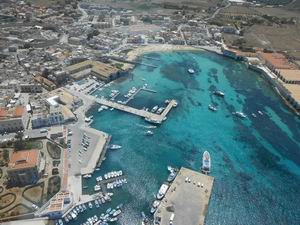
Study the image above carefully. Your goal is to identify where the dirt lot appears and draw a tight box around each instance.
[243,24,300,51]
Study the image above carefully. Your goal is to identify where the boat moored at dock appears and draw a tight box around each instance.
[201,151,211,174]
[156,184,169,200]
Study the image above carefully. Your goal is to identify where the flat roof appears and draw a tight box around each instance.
[65,60,119,78]
[277,69,300,81]
[0,106,25,120]
[9,149,39,170]
[154,167,214,225]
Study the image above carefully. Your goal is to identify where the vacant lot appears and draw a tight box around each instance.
[244,24,300,51]
[23,183,44,205]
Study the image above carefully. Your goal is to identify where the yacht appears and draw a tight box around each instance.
[201,151,211,174]
[213,90,225,97]
[188,68,195,74]
[156,184,169,200]
[233,111,247,118]
[208,104,217,112]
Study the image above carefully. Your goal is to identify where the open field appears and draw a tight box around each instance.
[91,0,222,13]
[255,6,300,18]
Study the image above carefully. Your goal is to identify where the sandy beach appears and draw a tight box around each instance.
[126,44,203,61]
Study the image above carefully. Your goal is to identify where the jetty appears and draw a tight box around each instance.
[154,167,214,225]
[108,56,158,68]
[95,97,177,123]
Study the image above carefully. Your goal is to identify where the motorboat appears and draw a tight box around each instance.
[98,107,103,112]
[150,200,161,214]
[151,105,159,113]
[201,151,211,174]
[83,174,92,178]
[141,211,150,225]
[213,90,225,97]
[233,111,247,118]
[109,144,122,150]
[156,184,169,200]
[208,104,217,112]
[156,107,165,114]
[94,185,101,191]
[258,110,264,115]
[167,171,177,182]
[173,101,178,107]
[145,117,161,125]
[251,113,257,118]
[88,202,93,209]
[188,68,195,74]
[112,209,122,217]
[145,130,154,136]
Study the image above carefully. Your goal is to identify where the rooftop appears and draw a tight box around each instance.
[0,106,25,120]
[154,167,214,225]
[9,149,40,170]
[65,60,119,79]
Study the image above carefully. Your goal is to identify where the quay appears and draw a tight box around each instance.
[108,56,158,68]
[95,97,177,123]
[154,167,214,225]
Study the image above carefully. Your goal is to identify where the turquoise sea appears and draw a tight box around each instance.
[71,51,300,225]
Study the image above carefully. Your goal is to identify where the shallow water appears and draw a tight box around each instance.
[70,51,300,225]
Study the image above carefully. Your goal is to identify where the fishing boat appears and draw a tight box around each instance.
[233,111,247,118]
[208,104,217,112]
[201,151,211,174]
[213,90,225,97]
[188,68,195,74]
[156,184,169,200]
[108,144,122,150]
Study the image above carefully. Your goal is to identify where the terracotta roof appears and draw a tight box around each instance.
[9,149,39,170]
[0,106,24,120]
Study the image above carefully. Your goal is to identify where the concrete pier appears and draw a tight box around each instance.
[154,167,214,225]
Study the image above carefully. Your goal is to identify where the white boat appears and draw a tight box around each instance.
[109,144,122,150]
[98,107,103,112]
[251,113,257,118]
[112,209,122,217]
[233,111,247,118]
[201,151,211,174]
[151,106,159,113]
[258,110,264,115]
[157,107,165,114]
[188,68,195,74]
[208,104,217,112]
[88,202,93,209]
[150,200,161,214]
[156,184,169,200]
[83,174,92,178]
[145,117,161,125]
[145,130,154,136]
[213,90,225,97]
[167,171,177,182]
[94,185,101,191]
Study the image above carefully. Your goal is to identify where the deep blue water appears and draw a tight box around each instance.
[71,51,300,225]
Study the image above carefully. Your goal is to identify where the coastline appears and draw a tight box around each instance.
[126,44,203,62]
